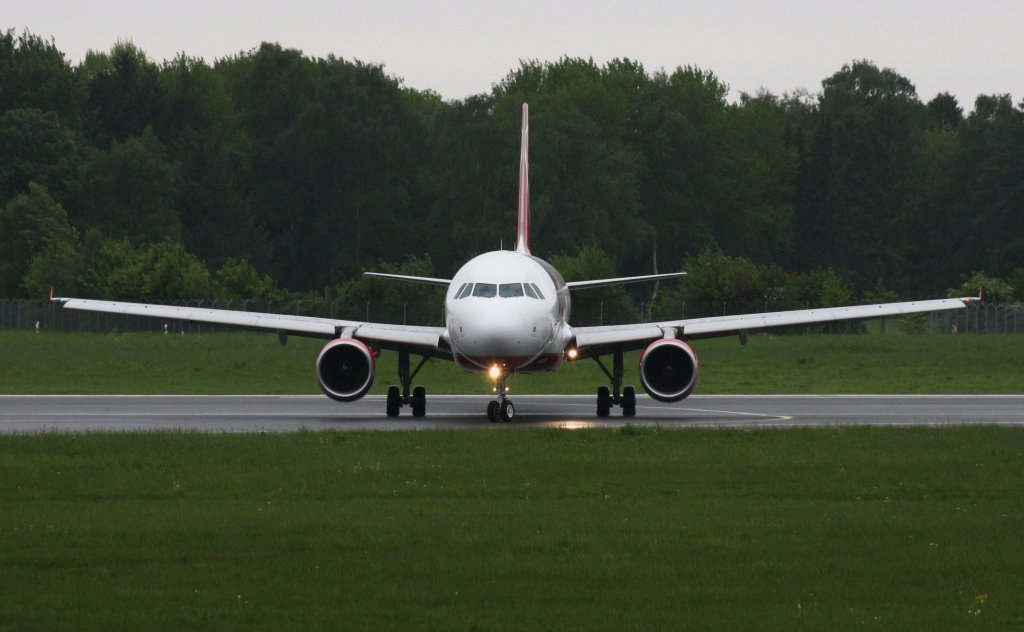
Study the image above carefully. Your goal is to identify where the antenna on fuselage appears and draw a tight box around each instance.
[514,103,531,255]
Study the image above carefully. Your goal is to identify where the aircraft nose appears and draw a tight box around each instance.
[461,308,533,357]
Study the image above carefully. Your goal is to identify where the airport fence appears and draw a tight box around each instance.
[1,298,1020,335]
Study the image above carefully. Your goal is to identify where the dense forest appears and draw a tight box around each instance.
[2,29,1022,318]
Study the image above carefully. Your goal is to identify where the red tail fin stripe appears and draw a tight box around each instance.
[515,103,530,255]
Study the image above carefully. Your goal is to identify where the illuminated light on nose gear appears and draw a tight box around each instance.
[566,347,579,361]
[489,364,503,380]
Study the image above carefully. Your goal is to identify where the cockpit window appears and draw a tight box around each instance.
[472,283,497,298]
[499,283,524,298]
[460,282,540,299]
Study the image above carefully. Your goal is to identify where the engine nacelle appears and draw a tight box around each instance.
[315,338,375,402]
[639,338,699,402]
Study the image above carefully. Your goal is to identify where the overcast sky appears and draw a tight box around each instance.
[8,0,1021,108]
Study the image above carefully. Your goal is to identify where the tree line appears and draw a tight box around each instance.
[2,29,1022,313]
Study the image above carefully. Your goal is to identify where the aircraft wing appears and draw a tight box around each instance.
[53,298,448,352]
[571,296,978,355]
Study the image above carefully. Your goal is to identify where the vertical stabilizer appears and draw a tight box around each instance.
[515,103,531,255]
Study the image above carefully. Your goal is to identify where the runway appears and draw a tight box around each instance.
[2,394,1023,433]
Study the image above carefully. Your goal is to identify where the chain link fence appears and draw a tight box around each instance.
[1,298,1020,334]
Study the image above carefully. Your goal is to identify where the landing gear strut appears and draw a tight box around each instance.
[386,348,430,417]
[592,346,636,417]
[487,377,515,422]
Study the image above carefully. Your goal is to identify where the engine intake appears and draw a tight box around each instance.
[316,338,375,401]
[639,338,699,402]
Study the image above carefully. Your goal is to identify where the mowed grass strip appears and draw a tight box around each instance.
[1,428,1021,630]
[2,330,1022,395]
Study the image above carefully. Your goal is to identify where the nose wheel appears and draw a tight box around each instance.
[487,378,515,422]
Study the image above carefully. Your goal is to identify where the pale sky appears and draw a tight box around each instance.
[7,0,1022,109]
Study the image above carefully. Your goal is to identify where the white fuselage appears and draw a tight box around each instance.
[444,251,572,374]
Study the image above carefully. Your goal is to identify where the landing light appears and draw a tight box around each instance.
[566,347,579,361]
[488,364,503,380]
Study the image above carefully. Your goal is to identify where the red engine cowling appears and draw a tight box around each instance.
[639,338,699,402]
[315,338,375,402]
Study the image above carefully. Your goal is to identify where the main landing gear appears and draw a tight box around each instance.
[386,348,429,417]
[487,378,515,423]
[592,346,636,417]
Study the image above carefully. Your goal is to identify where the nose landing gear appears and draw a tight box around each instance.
[487,378,515,422]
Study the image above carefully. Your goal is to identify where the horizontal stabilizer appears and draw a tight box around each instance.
[363,272,452,287]
[566,271,687,290]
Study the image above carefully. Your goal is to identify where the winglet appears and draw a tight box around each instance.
[961,287,984,304]
[515,103,531,255]
[49,287,71,304]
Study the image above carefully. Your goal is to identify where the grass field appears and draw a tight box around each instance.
[1,428,1021,630]
[3,331,1022,629]
[2,330,1022,395]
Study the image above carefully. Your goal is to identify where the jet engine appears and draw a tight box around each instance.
[639,338,699,402]
[315,338,375,401]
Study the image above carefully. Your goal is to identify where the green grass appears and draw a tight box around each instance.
[2,330,1022,395]
[1,428,1021,630]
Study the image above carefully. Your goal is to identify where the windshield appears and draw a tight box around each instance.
[499,283,524,298]
[458,281,543,299]
[471,283,497,298]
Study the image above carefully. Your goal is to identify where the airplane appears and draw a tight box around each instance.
[53,104,980,422]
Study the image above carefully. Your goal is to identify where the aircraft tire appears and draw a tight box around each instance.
[622,386,636,417]
[412,385,426,417]
[487,400,499,422]
[386,386,401,417]
[597,386,611,417]
[501,399,515,422]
